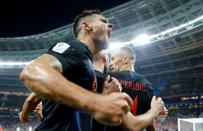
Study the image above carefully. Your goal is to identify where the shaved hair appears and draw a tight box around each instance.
[73,9,102,38]
[114,46,136,64]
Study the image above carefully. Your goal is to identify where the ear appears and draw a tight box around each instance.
[81,22,91,32]
[123,57,128,64]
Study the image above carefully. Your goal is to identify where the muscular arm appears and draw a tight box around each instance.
[20,54,104,112]
[121,110,156,131]
[121,96,164,131]
[19,92,41,122]
[20,54,132,125]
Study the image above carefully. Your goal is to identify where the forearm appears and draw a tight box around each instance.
[21,93,41,121]
[146,120,156,131]
[20,62,99,113]
[122,109,157,131]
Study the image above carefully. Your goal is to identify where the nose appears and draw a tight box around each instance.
[108,23,113,30]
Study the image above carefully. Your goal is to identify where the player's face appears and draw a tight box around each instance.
[90,14,113,50]
[109,52,124,72]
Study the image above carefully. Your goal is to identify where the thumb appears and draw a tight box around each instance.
[104,75,111,83]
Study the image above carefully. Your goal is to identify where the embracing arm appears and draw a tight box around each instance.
[19,92,41,122]
[20,54,132,125]
[121,111,155,131]
[20,54,95,110]
[121,96,165,131]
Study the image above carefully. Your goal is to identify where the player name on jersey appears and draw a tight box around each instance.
[119,80,146,92]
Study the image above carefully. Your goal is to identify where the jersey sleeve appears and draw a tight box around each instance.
[46,42,80,75]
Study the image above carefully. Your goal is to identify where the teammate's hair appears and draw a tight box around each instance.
[73,9,102,38]
[118,46,136,64]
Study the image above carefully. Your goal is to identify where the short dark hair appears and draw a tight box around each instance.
[73,9,102,38]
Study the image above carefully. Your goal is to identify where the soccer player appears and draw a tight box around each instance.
[19,9,132,130]
[93,51,167,131]
[108,46,156,130]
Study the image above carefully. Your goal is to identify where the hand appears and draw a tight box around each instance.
[19,112,29,123]
[102,75,122,95]
[91,92,133,126]
[34,102,43,120]
[150,96,165,118]
[158,106,168,117]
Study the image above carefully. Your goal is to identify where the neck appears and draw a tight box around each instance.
[120,64,135,72]
[93,63,104,73]
[77,35,100,56]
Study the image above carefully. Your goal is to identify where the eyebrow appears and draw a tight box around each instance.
[100,17,108,22]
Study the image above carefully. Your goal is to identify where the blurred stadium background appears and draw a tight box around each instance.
[0,0,203,130]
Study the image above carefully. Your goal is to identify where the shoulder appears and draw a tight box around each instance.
[47,40,88,60]
[48,40,81,54]
[109,71,131,79]
[49,42,71,54]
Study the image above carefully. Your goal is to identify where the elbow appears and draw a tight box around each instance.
[19,63,39,92]
[20,69,26,82]
[20,62,39,83]
[19,62,55,99]
[19,64,35,92]
[20,64,32,82]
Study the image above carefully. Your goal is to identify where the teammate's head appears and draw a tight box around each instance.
[73,9,113,50]
[93,51,109,75]
[110,46,136,72]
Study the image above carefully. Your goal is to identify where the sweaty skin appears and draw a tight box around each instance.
[20,54,133,126]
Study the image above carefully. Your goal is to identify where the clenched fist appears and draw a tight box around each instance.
[90,92,133,125]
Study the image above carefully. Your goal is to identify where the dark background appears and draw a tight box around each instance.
[0,0,130,37]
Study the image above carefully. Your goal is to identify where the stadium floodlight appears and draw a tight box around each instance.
[17,127,20,131]
[107,15,203,49]
[108,41,129,51]
[29,126,33,131]
[151,15,203,39]
[0,61,30,68]
[131,34,151,46]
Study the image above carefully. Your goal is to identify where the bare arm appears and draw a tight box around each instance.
[145,106,168,131]
[146,120,156,131]
[20,54,132,125]
[121,96,165,131]
[19,92,41,122]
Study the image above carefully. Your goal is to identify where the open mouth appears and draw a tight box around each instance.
[107,29,112,38]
